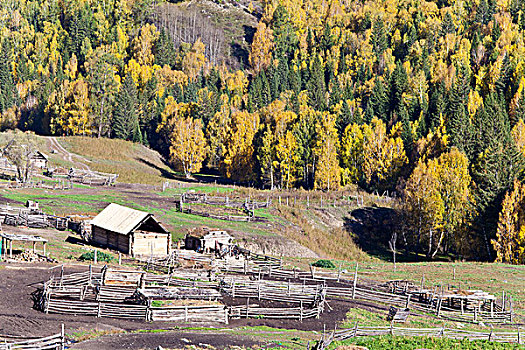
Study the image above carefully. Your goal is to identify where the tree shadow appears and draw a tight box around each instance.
[231,42,249,68]
[344,207,452,263]
[344,206,401,261]
[243,25,256,44]
[137,158,178,180]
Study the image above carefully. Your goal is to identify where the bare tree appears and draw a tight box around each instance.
[153,4,225,66]
[2,134,37,184]
[388,231,398,271]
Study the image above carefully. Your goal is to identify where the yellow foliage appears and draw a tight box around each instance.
[221,110,260,181]
[404,148,472,258]
[512,119,525,156]
[342,117,408,190]
[158,96,206,177]
[132,23,159,66]
[249,22,274,74]
[493,179,525,264]
[314,111,340,190]
[182,38,207,82]
[467,90,483,118]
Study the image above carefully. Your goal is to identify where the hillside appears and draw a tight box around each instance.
[0,131,176,185]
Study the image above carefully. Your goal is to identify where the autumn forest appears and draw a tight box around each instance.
[0,0,525,263]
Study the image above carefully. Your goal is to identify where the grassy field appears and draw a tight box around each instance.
[329,336,525,350]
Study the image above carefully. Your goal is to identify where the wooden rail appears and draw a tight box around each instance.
[317,324,524,349]
[0,332,64,350]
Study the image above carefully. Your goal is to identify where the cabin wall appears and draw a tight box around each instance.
[91,226,130,254]
[202,237,232,251]
[30,159,47,169]
[131,231,170,257]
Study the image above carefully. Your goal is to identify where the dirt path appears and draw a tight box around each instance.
[69,331,265,350]
[49,137,91,171]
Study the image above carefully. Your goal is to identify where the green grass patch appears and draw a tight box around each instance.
[328,335,525,350]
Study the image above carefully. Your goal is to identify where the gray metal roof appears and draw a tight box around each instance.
[90,203,156,235]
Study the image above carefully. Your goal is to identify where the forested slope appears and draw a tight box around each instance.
[0,0,524,262]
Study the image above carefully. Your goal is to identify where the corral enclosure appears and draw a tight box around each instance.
[90,203,171,257]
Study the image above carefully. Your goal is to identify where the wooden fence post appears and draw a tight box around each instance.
[352,263,358,299]
[61,324,65,350]
[300,300,303,322]
[94,249,97,265]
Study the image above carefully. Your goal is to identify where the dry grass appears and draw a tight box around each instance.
[59,136,175,184]
[276,206,371,261]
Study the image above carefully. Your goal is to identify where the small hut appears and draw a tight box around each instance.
[185,227,233,253]
[29,151,48,169]
[90,203,170,257]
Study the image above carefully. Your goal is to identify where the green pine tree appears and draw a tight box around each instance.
[371,17,388,56]
[113,74,138,140]
[154,28,176,68]
[307,54,326,110]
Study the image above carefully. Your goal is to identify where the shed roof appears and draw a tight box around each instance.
[29,150,48,160]
[91,203,167,235]
[186,226,231,239]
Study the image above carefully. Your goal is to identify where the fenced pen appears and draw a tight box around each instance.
[66,168,118,186]
[37,265,326,324]
[0,204,89,233]
[140,248,515,326]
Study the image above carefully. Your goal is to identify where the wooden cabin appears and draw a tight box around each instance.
[185,227,233,253]
[90,203,170,257]
[29,151,48,169]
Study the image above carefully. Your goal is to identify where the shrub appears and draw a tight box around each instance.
[312,259,336,269]
[79,251,114,262]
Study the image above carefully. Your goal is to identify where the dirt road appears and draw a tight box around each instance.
[49,137,91,171]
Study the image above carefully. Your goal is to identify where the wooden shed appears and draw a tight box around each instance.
[29,151,48,169]
[185,227,233,253]
[90,203,170,257]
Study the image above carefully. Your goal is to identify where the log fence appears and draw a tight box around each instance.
[0,331,65,350]
[229,303,322,320]
[316,324,524,349]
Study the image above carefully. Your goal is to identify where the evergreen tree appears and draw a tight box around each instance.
[368,78,389,122]
[271,5,299,60]
[428,82,446,130]
[307,54,326,110]
[495,54,512,98]
[154,28,176,68]
[371,17,388,56]
[447,67,472,156]
[471,95,524,259]
[476,0,492,25]
[112,74,138,140]
[390,61,408,115]
[0,39,17,113]
[289,62,301,94]
[66,4,94,63]
[294,112,317,189]
[440,12,455,36]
